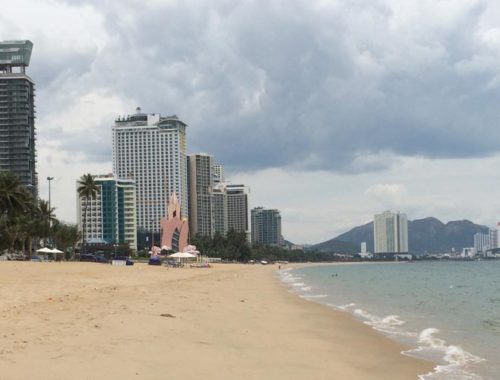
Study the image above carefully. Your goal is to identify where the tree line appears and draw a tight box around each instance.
[0,171,83,259]
[190,230,339,262]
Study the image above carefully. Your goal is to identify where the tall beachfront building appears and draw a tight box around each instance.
[188,153,214,237]
[373,211,408,254]
[212,163,224,184]
[251,207,283,246]
[112,108,188,239]
[210,182,249,238]
[489,225,499,250]
[474,232,490,254]
[0,40,37,195]
[226,184,249,237]
[212,183,228,235]
[76,175,137,252]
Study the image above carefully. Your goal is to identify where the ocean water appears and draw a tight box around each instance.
[279,261,500,380]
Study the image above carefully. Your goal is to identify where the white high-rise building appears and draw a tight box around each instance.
[212,183,229,236]
[373,211,408,254]
[226,184,249,238]
[361,242,367,254]
[208,182,249,238]
[474,232,490,254]
[489,226,499,250]
[213,164,224,184]
[188,153,214,237]
[112,108,188,236]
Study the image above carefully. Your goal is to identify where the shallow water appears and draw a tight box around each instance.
[280,261,500,380]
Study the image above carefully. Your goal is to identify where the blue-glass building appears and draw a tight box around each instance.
[77,175,137,252]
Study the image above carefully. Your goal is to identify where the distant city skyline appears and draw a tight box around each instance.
[4,1,500,244]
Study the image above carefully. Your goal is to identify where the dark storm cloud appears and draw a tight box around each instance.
[46,0,500,170]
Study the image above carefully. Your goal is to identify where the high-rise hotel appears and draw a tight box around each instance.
[251,207,282,246]
[188,153,214,237]
[77,174,137,252]
[112,108,188,239]
[0,40,37,195]
[373,211,408,254]
[187,155,250,239]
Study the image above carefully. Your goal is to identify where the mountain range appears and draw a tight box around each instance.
[312,217,489,256]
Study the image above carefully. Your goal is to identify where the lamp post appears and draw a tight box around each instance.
[47,177,54,210]
[47,177,54,247]
[150,220,154,249]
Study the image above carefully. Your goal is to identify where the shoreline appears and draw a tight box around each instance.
[0,262,433,379]
[273,264,436,379]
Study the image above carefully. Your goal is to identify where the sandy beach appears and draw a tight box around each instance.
[0,262,433,379]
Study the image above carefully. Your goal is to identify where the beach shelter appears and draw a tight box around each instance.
[49,248,64,260]
[167,251,196,265]
[36,247,53,260]
[167,251,196,259]
[36,247,53,254]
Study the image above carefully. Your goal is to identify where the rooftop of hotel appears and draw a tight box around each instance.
[115,107,186,127]
[0,40,33,69]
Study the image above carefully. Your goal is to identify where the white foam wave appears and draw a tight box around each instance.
[280,275,303,284]
[381,315,405,326]
[302,294,328,299]
[346,309,417,341]
[336,303,356,310]
[278,268,484,380]
[406,328,485,380]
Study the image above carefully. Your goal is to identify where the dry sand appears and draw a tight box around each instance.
[0,262,433,379]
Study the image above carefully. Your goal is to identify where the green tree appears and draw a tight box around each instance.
[53,222,82,260]
[0,172,31,215]
[36,199,56,247]
[77,174,100,255]
[0,172,34,254]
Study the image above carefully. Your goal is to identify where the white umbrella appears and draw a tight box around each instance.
[167,251,196,258]
[36,247,53,253]
[50,248,63,254]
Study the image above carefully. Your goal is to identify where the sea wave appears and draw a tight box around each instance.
[405,328,485,380]
[281,266,488,380]
[301,294,328,299]
[336,303,356,310]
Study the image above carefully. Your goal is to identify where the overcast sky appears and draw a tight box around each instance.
[2,0,500,244]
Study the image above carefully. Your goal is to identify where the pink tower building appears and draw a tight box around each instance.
[160,192,189,252]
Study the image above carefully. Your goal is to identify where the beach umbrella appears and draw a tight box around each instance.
[36,247,53,253]
[167,251,196,258]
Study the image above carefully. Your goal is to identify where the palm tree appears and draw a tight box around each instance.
[77,174,100,255]
[37,199,56,247]
[53,222,82,260]
[0,171,31,215]
[0,172,33,255]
